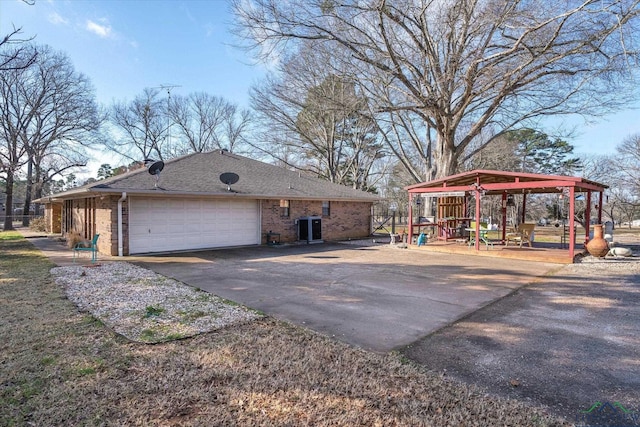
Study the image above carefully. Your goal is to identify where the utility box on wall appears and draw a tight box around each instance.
[298,216,322,243]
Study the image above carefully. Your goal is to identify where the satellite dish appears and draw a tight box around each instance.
[220,172,239,191]
[147,161,164,176]
[146,160,164,188]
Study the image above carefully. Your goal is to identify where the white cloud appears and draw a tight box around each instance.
[48,12,69,25]
[85,19,113,38]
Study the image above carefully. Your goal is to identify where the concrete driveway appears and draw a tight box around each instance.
[401,259,640,418]
[133,242,560,352]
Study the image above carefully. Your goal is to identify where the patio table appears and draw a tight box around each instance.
[466,227,493,249]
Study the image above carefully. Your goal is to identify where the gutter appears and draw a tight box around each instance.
[117,192,127,257]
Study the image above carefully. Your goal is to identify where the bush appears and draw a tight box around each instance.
[29,217,47,233]
[66,232,84,249]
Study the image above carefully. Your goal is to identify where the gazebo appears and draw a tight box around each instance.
[405,170,609,261]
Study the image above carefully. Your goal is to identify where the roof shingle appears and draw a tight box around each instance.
[43,151,380,202]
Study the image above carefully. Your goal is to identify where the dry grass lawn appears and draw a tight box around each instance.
[0,231,569,426]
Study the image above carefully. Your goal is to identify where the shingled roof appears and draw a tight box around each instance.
[40,151,380,202]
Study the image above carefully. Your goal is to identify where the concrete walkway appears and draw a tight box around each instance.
[16,228,116,266]
[19,228,561,352]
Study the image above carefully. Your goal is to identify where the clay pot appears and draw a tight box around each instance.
[586,224,609,257]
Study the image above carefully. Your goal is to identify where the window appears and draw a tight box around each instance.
[280,200,290,217]
[322,201,330,216]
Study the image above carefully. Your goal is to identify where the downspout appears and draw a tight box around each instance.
[118,192,127,257]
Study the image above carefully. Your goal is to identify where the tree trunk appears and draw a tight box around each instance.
[432,133,459,179]
[22,158,33,226]
[3,172,15,231]
[33,166,43,217]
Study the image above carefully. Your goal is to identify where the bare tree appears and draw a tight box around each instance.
[251,43,385,189]
[0,27,37,72]
[616,133,640,192]
[0,59,29,228]
[167,92,234,155]
[0,44,99,228]
[107,88,168,162]
[224,104,253,154]
[233,0,640,180]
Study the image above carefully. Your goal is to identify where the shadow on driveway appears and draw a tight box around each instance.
[401,261,640,420]
[132,242,560,353]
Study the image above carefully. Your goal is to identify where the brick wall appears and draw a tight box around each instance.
[57,196,371,254]
[96,195,120,256]
[60,196,122,256]
[261,199,372,243]
[43,203,62,234]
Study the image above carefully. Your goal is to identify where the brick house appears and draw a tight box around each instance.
[36,150,379,256]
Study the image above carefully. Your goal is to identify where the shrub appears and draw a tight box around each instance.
[29,217,47,232]
[66,232,84,249]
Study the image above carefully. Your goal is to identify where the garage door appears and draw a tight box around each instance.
[129,197,260,254]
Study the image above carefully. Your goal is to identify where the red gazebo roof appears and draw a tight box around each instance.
[405,169,607,195]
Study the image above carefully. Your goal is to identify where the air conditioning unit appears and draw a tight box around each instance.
[298,216,322,243]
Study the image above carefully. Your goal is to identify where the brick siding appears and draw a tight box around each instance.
[260,199,372,243]
[55,196,122,256]
[53,196,372,255]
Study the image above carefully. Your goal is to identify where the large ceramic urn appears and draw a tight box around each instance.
[586,224,609,257]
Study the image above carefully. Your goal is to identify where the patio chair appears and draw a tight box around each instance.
[73,234,100,263]
[505,223,535,248]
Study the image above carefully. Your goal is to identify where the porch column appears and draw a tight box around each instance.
[569,186,576,260]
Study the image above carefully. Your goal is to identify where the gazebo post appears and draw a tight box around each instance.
[569,186,576,260]
[408,193,414,245]
[521,193,527,224]
[501,192,507,243]
[474,189,481,250]
[598,191,603,223]
[585,192,592,243]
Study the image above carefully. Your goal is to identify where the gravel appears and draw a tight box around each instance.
[50,262,263,343]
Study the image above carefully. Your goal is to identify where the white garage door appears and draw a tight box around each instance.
[129,197,260,254]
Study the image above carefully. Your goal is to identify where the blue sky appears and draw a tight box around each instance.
[1,0,639,175]
[1,0,262,106]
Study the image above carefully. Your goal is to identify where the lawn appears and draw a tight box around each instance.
[0,231,568,426]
